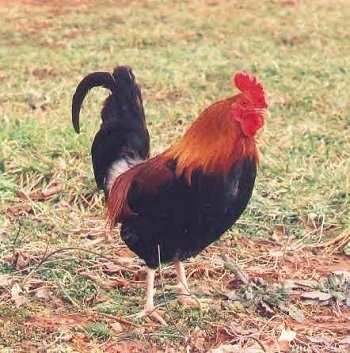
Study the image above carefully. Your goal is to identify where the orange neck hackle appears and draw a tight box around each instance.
[164,96,259,181]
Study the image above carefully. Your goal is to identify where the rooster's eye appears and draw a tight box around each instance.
[241,99,248,107]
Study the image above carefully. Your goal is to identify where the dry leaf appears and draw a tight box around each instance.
[207,344,239,353]
[23,279,44,291]
[103,262,123,275]
[117,256,136,266]
[36,287,53,300]
[110,322,124,333]
[41,184,64,198]
[12,250,31,270]
[15,190,31,201]
[268,249,283,257]
[105,279,129,288]
[339,336,350,345]
[346,293,350,307]
[222,290,239,301]
[16,183,64,202]
[270,225,286,243]
[301,291,332,301]
[80,270,103,285]
[259,300,275,316]
[85,289,109,305]
[0,275,14,288]
[7,203,33,215]
[308,336,333,344]
[0,228,9,241]
[295,279,319,289]
[51,295,65,308]
[287,304,305,322]
[83,237,105,248]
[207,344,263,353]
[59,334,73,343]
[283,279,319,294]
[11,283,26,307]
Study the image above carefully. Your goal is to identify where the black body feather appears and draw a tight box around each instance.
[121,157,256,268]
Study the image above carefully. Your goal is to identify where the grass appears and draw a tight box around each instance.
[0,0,349,352]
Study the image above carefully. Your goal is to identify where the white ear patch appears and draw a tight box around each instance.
[106,157,143,192]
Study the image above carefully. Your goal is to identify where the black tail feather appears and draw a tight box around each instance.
[72,72,116,133]
[71,66,150,194]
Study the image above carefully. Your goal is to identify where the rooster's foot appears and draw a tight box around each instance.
[135,307,167,326]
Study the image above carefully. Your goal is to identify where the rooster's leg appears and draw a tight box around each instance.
[173,260,198,307]
[135,267,167,326]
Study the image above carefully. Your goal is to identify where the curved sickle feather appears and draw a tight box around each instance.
[71,72,116,133]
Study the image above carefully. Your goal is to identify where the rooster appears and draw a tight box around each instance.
[72,66,268,325]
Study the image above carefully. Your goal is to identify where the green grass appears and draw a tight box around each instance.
[0,0,349,352]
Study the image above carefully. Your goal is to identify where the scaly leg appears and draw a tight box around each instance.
[135,267,167,326]
[174,260,198,307]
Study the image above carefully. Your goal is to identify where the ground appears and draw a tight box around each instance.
[0,0,349,352]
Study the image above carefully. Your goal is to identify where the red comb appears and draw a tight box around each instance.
[233,72,268,109]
